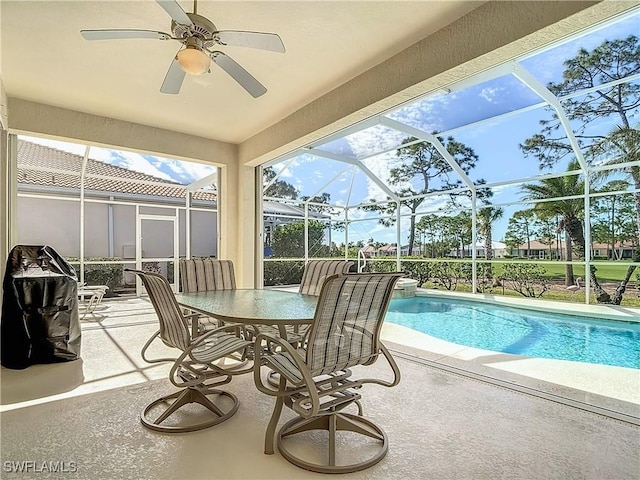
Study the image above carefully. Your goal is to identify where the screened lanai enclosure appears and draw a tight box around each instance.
[261,9,640,307]
[16,138,219,296]
[12,9,640,306]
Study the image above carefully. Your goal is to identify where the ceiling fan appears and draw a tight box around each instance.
[80,0,285,97]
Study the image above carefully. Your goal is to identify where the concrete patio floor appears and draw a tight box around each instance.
[1,297,638,479]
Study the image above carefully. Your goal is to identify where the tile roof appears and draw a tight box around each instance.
[17,140,217,202]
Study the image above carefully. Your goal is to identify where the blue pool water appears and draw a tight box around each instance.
[385,296,640,369]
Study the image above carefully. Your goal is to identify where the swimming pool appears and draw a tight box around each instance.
[385,296,640,369]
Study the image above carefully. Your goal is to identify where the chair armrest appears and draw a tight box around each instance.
[140,329,179,364]
[355,342,401,388]
[253,333,324,416]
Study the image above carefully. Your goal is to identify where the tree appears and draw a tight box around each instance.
[589,126,640,303]
[271,220,327,258]
[446,212,473,259]
[520,36,639,169]
[591,126,640,237]
[591,180,637,259]
[263,166,298,200]
[415,214,441,258]
[363,136,480,255]
[477,206,504,282]
[477,207,504,260]
[504,209,537,257]
[521,160,585,287]
[300,192,336,215]
[520,35,640,303]
[535,214,562,260]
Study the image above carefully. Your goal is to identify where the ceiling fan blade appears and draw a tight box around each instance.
[160,57,186,94]
[156,0,194,27]
[211,31,285,53]
[81,29,172,41]
[211,52,267,98]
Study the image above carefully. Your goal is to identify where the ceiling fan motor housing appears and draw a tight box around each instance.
[172,13,216,40]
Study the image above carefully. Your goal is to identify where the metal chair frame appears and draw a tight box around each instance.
[254,273,403,473]
[131,269,252,433]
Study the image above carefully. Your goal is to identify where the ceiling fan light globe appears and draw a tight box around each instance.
[177,46,210,75]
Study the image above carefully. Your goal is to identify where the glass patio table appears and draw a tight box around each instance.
[174,289,318,339]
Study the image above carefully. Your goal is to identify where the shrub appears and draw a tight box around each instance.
[82,258,123,296]
[501,263,548,298]
[366,259,398,274]
[399,258,432,285]
[430,262,469,291]
[264,260,305,286]
[476,263,496,293]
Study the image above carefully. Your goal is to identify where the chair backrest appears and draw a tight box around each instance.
[135,271,191,350]
[180,258,236,293]
[298,260,355,296]
[306,273,402,376]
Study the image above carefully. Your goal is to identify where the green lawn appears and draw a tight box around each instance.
[423,280,640,307]
[416,260,640,307]
[488,261,639,283]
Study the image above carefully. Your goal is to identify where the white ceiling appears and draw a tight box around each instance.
[1,1,483,144]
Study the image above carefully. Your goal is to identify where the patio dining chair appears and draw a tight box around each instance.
[298,259,355,296]
[272,259,356,344]
[254,272,403,474]
[180,258,236,293]
[179,258,237,334]
[131,270,252,433]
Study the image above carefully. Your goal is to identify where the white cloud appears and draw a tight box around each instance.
[163,159,216,184]
[89,147,174,181]
[479,87,500,103]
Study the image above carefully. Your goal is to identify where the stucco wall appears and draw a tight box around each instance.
[16,196,217,266]
[17,196,80,258]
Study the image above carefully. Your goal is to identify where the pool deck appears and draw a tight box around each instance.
[380,288,640,423]
[2,296,638,479]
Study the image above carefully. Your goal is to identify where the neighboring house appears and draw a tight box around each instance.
[515,239,635,260]
[360,245,378,258]
[590,242,636,260]
[377,244,397,256]
[17,140,218,262]
[18,140,319,264]
[516,239,566,260]
[469,241,507,259]
[449,241,508,259]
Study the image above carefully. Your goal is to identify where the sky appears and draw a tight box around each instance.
[20,9,640,247]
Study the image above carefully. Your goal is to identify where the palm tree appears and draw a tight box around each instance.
[477,207,504,260]
[521,160,584,286]
[476,206,504,285]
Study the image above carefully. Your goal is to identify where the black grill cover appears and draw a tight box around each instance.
[1,245,81,369]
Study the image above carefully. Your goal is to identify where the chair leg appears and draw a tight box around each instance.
[264,376,287,454]
[277,412,389,474]
[141,387,239,434]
